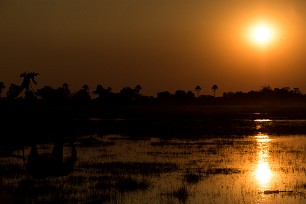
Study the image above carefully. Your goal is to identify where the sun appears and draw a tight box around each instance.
[254,26,271,43]
[251,24,273,45]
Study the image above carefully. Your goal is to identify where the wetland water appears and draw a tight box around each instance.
[1,117,306,203]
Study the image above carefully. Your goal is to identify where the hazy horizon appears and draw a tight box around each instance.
[1,1,306,95]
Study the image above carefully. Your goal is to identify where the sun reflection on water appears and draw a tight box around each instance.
[254,119,272,122]
[255,134,273,190]
[256,162,271,185]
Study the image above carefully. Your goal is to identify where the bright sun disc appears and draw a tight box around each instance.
[252,25,272,44]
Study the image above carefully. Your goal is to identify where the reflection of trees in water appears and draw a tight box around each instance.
[26,141,77,179]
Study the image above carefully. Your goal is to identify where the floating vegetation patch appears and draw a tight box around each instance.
[81,162,178,175]
[206,168,241,175]
[214,140,235,145]
[150,140,234,147]
[183,171,202,184]
[115,177,150,192]
[165,185,190,203]
[147,151,192,156]
[149,140,209,147]
[299,183,306,189]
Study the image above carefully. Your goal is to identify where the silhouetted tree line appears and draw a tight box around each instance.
[1,73,306,107]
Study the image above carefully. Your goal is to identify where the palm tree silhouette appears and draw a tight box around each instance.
[12,72,39,98]
[195,86,201,96]
[212,84,218,97]
[0,82,5,98]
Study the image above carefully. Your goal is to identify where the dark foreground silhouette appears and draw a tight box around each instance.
[26,141,77,179]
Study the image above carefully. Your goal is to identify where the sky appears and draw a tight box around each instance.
[1,0,306,96]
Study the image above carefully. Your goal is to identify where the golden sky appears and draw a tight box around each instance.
[1,0,306,95]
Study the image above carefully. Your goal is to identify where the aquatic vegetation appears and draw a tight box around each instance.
[80,162,178,175]
[183,171,202,184]
[115,177,150,192]
[206,168,241,175]
[166,185,190,203]
[1,132,306,203]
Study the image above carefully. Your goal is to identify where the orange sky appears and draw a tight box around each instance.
[1,1,306,95]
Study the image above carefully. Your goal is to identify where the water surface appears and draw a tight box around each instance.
[1,118,306,203]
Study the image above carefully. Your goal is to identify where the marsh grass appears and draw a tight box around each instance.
[80,161,178,175]
[2,133,306,203]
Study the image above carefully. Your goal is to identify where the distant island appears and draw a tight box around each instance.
[1,72,306,110]
[1,72,306,145]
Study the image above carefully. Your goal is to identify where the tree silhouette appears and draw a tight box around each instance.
[134,85,142,101]
[0,82,5,98]
[293,88,301,95]
[62,83,71,97]
[36,85,70,104]
[135,85,142,94]
[36,86,55,101]
[93,84,113,103]
[73,84,91,105]
[212,84,218,97]
[118,85,143,104]
[195,86,201,96]
[82,84,89,93]
[157,91,172,102]
[13,72,40,98]
[6,84,20,99]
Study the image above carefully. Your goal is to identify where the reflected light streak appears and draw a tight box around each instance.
[254,119,272,122]
[255,134,273,189]
[256,162,271,185]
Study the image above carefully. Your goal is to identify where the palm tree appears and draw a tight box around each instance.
[0,82,5,98]
[212,84,218,97]
[195,85,201,96]
[20,72,39,90]
[12,72,40,98]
